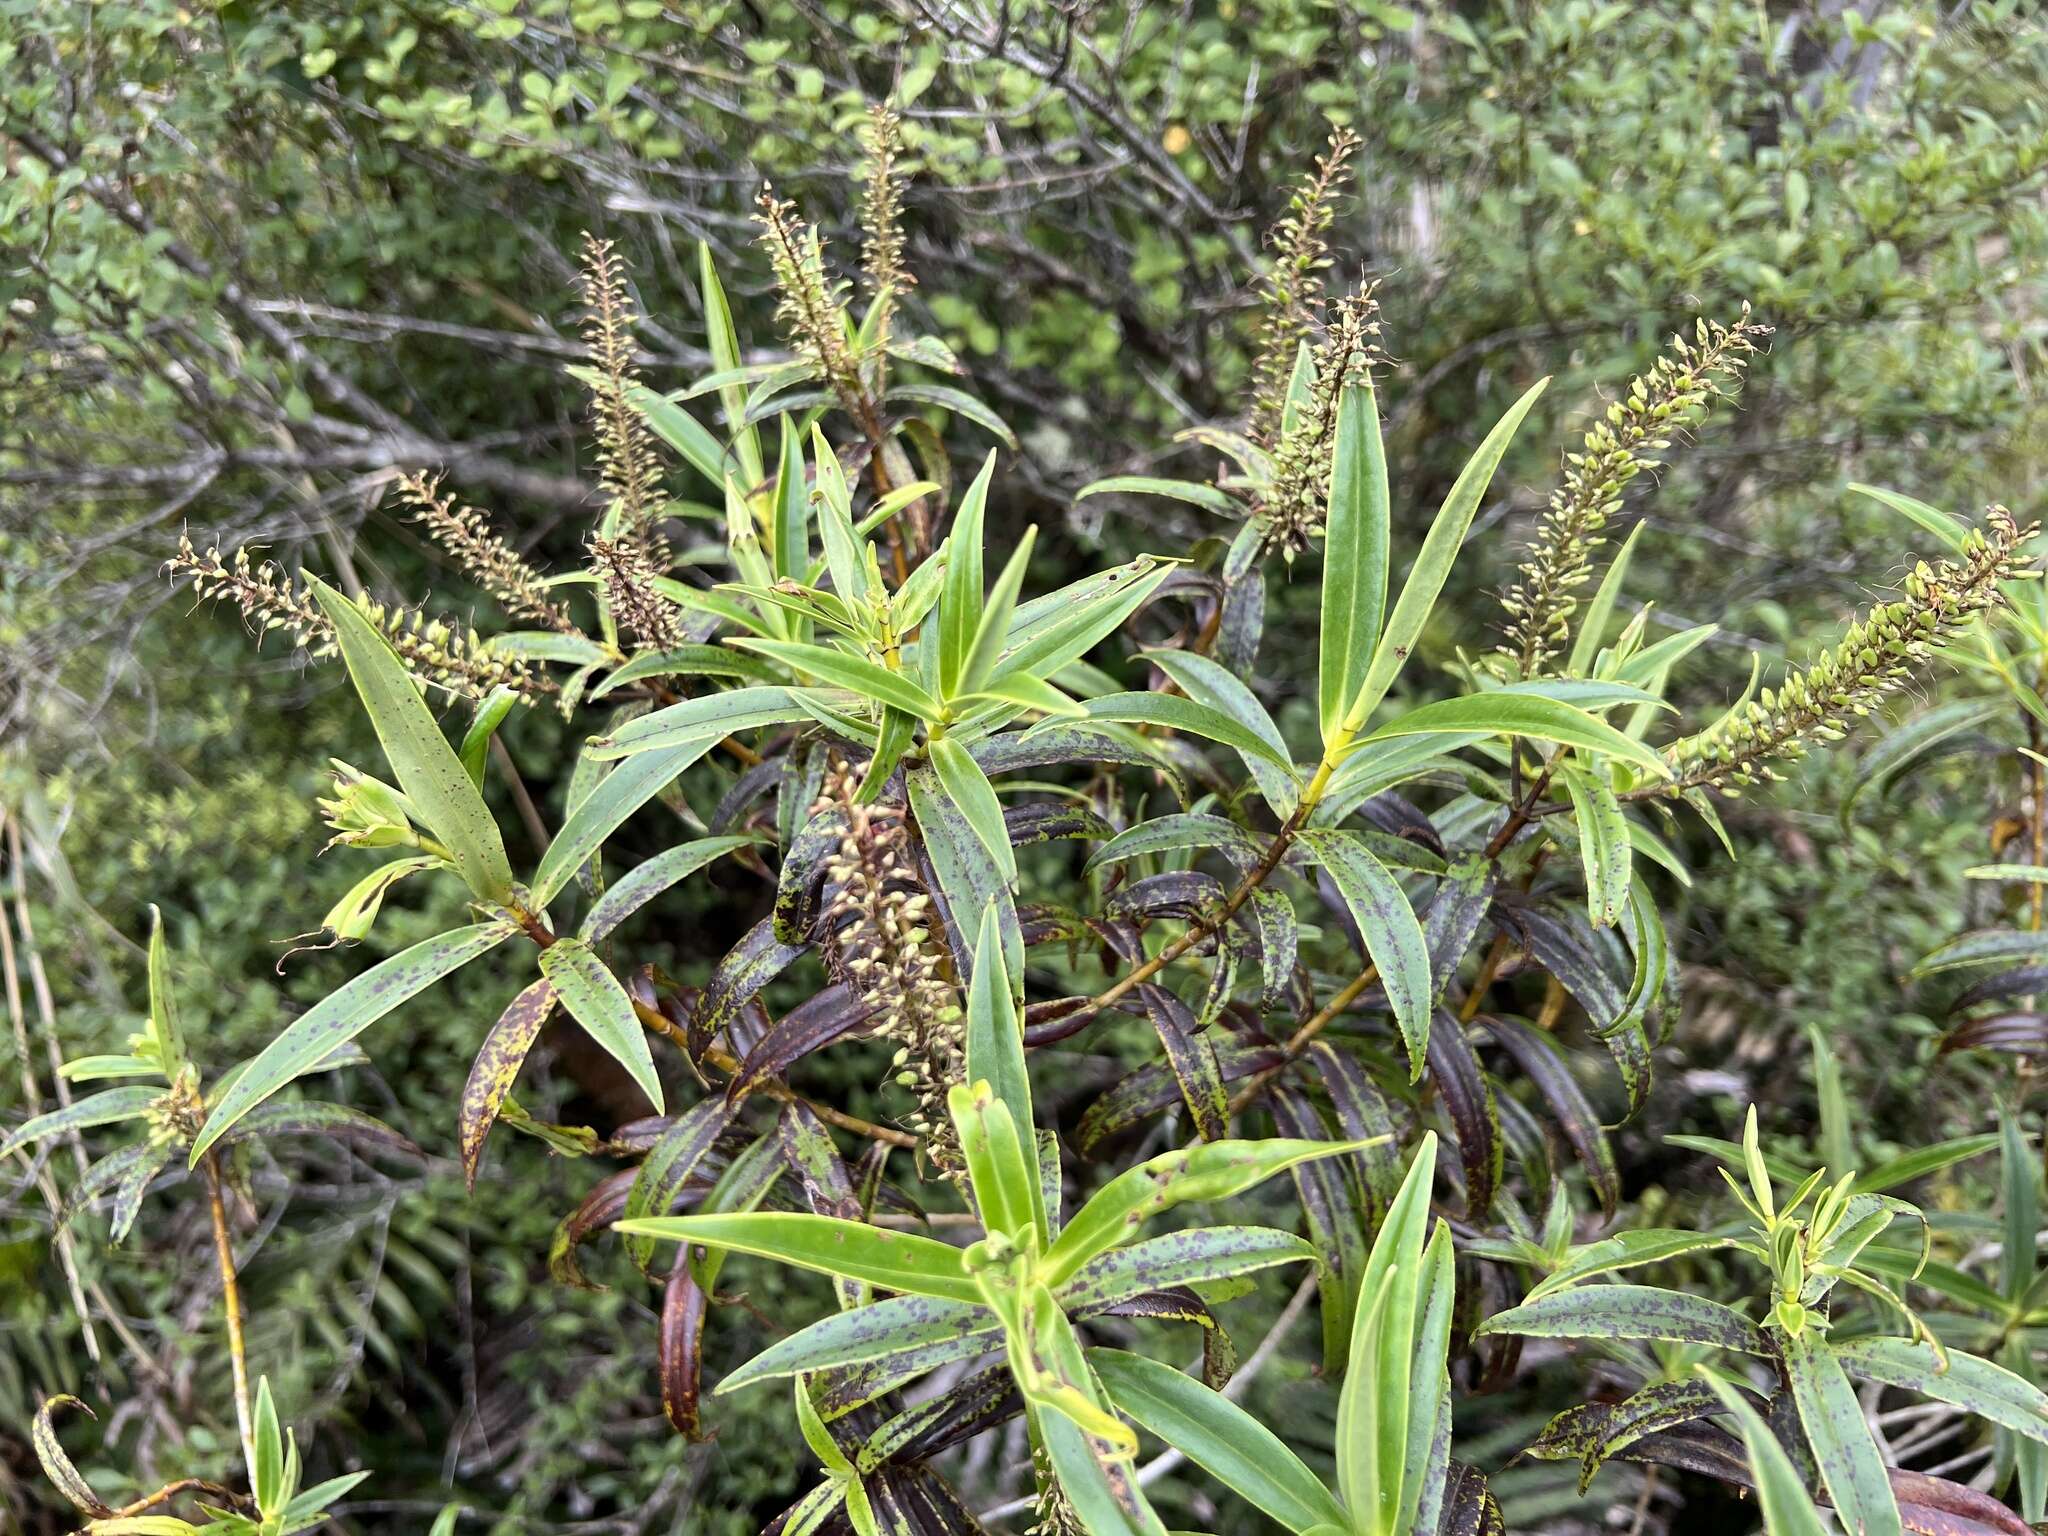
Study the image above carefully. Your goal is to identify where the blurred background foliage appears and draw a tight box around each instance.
[3,0,2047,1530]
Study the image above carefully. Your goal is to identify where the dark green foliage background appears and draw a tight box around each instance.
[4,1,2047,1531]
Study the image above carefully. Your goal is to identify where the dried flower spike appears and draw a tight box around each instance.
[859,104,914,308]
[167,535,550,701]
[579,234,668,562]
[1247,125,1361,449]
[1257,283,1386,561]
[1499,307,1771,677]
[1669,507,2038,792]
[588,534,684,653]
[398,472,577,634]
[756,185,869,429]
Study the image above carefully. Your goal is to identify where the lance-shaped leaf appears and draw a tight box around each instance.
[721,1292,1002,1397]
[938,450,997,697]
[1561,763,1632,928]
[192,921,516,1162]
[1527,1380,1728,1494]
[531,741,719,906]
[999,557,1176,682]
[1027,1289,1167,1534]
[1525,1229,1739,1303]
[1095,1350,1347,1535]
[909,765,1020,985]
[1483,1015,1620,1215]
[1,1086,159,1159]
[308,577,514,901]
[460,978,555,1190]
[1057,1227,1321,1312]
[963,909,1041,1240]
[144,904,187,1077]
[1356,690,1671,778]
[1336,378,1550,737]
[33,1395,111,1517]
[1300,828,1432,1077]
[927,736,1016,884]
[950,1082,1037,1242]
[1831,1337,2048,1445]
[539,937,664,1113]
[739,640,942,722]
[223,1101,419,1159]
[581,834,763,942]
[1145,649,1298,814]
[1476,1284,1769,1354]
[1336,1133,1451,1536]
[614,1211,980,1302]
[588,686,805,759]
[1068,693,1299,781]
[1041,1136,1375,1286]
[622,1096,733,1274]
[1781,1326,1903,1536]
[1698,1369,1833,1536]
[695,918,807,1060]
[1320,377,1390,749]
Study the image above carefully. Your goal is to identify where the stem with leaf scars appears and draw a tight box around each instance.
[203,1152,255,1476]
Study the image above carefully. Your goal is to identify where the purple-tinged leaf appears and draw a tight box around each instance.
[1135,984,1229,1142]
[727,985,873,1102]
[624,1096,734,1275]
[660,1251,712,1441]
[1427,1012,1502,1218]
[1483,1014,1620,1215]
[225,1101,422,1160]
[695,918,807,1059]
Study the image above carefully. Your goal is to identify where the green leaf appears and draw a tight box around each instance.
[1,1086,158,1160]
[1840,698,2006,827]
[1848,482,1969,556]
[1094,1351,1347,1535]
[887,382,1017,447]
[191,922,516,1163]
[587,686,805,759]
[927,736,1015,883]
[1058,1227,1323,1312]
[948,1082,1037,1242]
[939,450,997,698]
[538,937,664,1114]
[1831,1336,2048,1446]
[699,241,764,486]
[1043,1137,1373,1286]
[737,641,942,722]
[532,739,719,907]
[772,416,808,585]
[1358,690,1672,778]
[580,834,764,942]
[1524,1229,1739,1302]
[960,527,1040,697]
[251,1377,284,1512]
[1069,693,1299,778]
[309,578,515,901]
[145,904,186,1077]
[1298,829,1432,1078]
[908,765,1020,983]
[718,1293,1000,1395]
[458,688,520,790]
[1143,649,1297,814]
[959,672,1081,718]
[964,908,1040,1236]
[1697,1368,1833,1536]
[1075,476,1238,515]
[999,557,1176,682]
[1561,764,1632,928]
[1337,378,1550,736]
[1336,1134,1450,1536]
[1320,377,1390,748]
[1475,1284,1769,1353]
[1780,1326,1902,1536]
[627,382,725,485]
[611,1212,981,1302]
